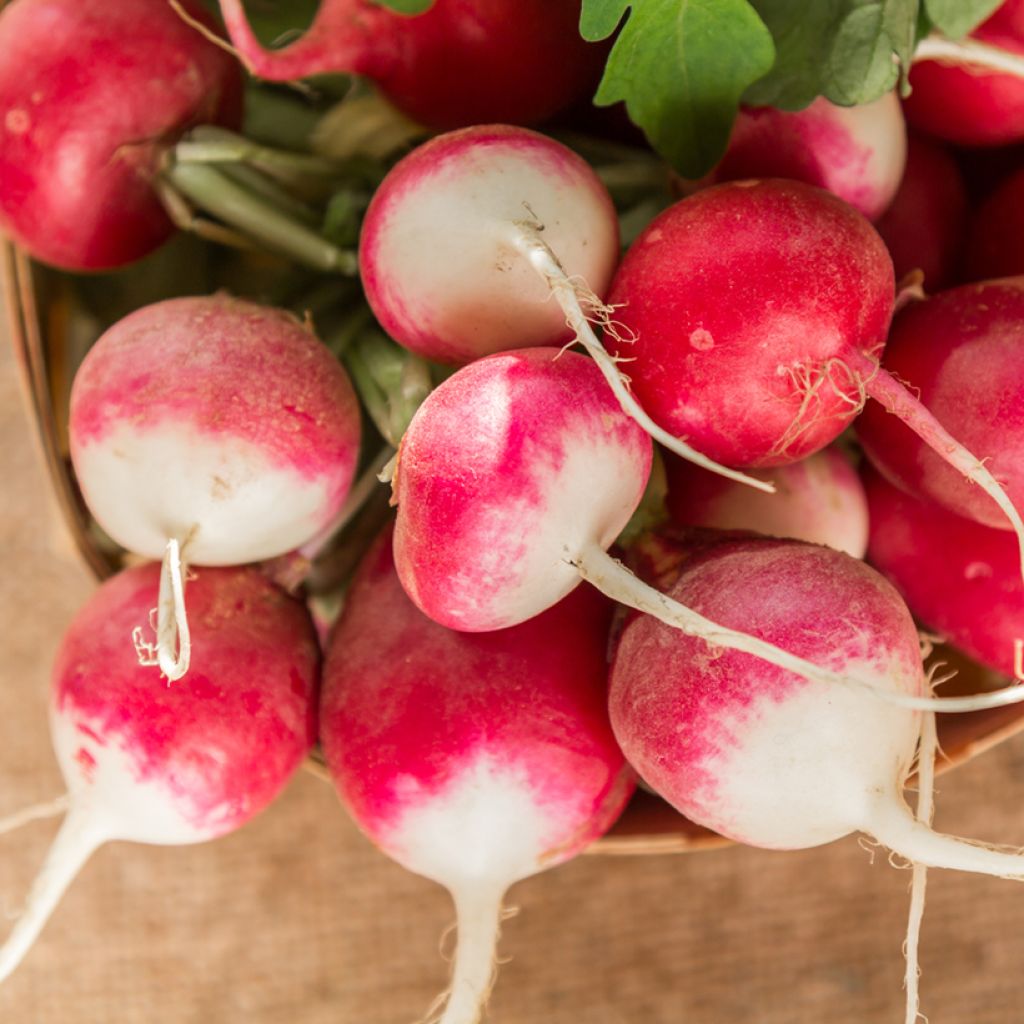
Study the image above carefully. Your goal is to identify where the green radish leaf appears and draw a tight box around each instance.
[369,0,435,12]
[581,0,775,178]
[922,0,1002,38]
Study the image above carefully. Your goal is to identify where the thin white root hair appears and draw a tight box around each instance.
[168,0,248,65]
[915,33,1024,79]
[0,795,71,837]
[858,836,881,864]
[511,221,776,495]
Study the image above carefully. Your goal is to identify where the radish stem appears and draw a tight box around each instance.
[512,224,776,495]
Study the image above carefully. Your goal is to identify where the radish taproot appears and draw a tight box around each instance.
[609,534,1024,873]
[864,467,1024,680]
[321,525,633,1024]
[69,294,361,680]
[856,278,1024,534]
[216,0,601,130]
[390,345,1024,714]
[693,93,906,222]
[361,123,769,490]
[0,0,242,270]
[605,178,1024,577]
[664,447,869,558]
[0,562,319,982]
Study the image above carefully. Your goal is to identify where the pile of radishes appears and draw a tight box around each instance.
[6,0,1024,1020]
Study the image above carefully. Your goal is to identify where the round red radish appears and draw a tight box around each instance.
[698,93,906,221]
[69,294,361,567]
[392,346,651,631]
[665,446,869,558]
[322,526,633,1024]
[875,133,969,290]
[359,124,619,365]
[0,0,242,270]
[856,278,1024,531]
[966,166,1024,280]
[606,179,895,468]
[865,467,1023,679]
[0,562,319,982]
[216,0,602,131]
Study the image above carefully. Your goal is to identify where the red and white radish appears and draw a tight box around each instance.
[216,0,601,130]
[321,525,633,1024]
[856,278,1024,533]
[664,446,869,558]
[609,534,1024,874]
[605,179,1024,575]
[69,294,361,679]
[362,123,768,489]
[391,345,1024,714]
[0,0,242,270]
[0,562,319,982]
[875,133,969,291]
[693,93,907,221]
[864,467,1024,680]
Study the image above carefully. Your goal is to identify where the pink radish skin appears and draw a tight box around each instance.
[70,294,361,567]
[216,0,601,130]
[393,347,651,632]
[875,133,969,291]
[697,93,907,221]
[966,168,1024,281]
[322,527,633,1024]
[360,125,619,365]
[0,562,319,982]
[665,447,869,558]
[0,0,242,270]
[609,535,1024,875]
[865,468,1023,679]
[856,278,1024,531]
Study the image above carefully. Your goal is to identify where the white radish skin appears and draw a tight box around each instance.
[665,446,870,557]
[695,93,907,221]
[0,562,319,982]
[610,536,1024,877]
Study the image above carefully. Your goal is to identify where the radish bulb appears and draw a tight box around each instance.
[0,562,319,982]
[362,123,771,492]
[69,294,361,680]
[321,526,633,1024]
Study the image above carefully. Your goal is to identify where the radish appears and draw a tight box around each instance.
[605,179,1024,576]
[856,278,1024,534]
[966,167,1024,280]
[361,123,769,490]
[608,534,1024,874]
[215,0,601,130]
[664,446,869,558]
[875,133,969,291]
[321,525,633,1024]
[864,467,1024,680]
[69,293,361,680]
[0,561,319,982]
[391,345,1024,714]
[692,93,906,222]
[0,0,242,270]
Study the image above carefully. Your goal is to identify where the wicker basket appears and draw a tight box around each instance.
[6,235,1024,857]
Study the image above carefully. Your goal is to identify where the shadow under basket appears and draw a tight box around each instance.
[7,237,1024,857]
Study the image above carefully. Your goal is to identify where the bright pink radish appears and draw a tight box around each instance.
[606,179,1024,575]
[865,468,1023,679]
[216,0,601,130]
[362,123,769,490]
[609,534,1024,874]
[69,294,361,679]
[392,345,1024,714]
[322,526,633,1024]
[695,93,907,221]
[906,14,1024,146]
[966,167,1024,280]
[0,0,242,270]
[0,562,318,982]
[875,133,969,290]
[856,278,1024,531]
[664,447,869,558]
